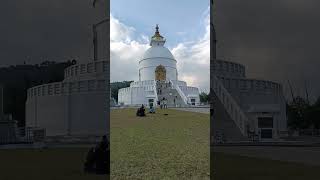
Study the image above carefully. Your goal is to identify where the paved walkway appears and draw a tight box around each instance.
[172,107,210,114]
[213,146,320,166]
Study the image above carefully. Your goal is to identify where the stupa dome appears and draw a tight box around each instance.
[142,46,175,60]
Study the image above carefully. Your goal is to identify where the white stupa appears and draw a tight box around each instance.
[118,25,200,107]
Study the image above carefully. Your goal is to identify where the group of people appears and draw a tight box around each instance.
[84,135,110,175]
[156,80,171,95]
[158,97,168,109]
[136,103,156,117]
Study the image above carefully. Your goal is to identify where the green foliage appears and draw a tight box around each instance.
[199,92,209,103]
[110,81,133,102]
[287,96,320,130]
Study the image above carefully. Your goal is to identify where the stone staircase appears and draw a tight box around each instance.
[156,80,186,107]
[211,89,248,142]
[211,75,251,142]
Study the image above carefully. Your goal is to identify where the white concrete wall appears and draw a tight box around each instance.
[26,95,68,135]
[68,92,108,135]
[119,80,200,106]
[130,80,155,87]
[171,80,187,87]
[217,75,287,132]
[26,74,108,136]
[64,60,107,82]
[139,57,177,81]
[212,59,246,78]
[26,91,108,136]
[118,86,156,106]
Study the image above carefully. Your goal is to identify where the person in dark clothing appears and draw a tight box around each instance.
[95,135,110,174]
[100,135,109,150]
[84,147,96,173]
[140,104,146,116]
[136,104,146,116]
[84,135,110,175]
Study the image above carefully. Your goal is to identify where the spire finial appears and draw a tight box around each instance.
[150,24,165,46]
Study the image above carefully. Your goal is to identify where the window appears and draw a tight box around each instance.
[191,99,196,105]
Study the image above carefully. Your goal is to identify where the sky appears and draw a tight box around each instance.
[215,0,320,102]
[110,0,210,92]
[0,0,108,66]
[0,0,319,100]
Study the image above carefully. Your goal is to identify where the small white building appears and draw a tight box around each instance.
[118,25,200,107]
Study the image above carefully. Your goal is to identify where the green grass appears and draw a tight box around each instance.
[110,108,210,179]
[0,148,108,180]
[213,152,320,180]
[2,108,318,179]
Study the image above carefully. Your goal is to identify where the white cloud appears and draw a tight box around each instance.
[110,11,210,93]
[171,11,210,92]
[110,14,149,82]
[110,14,135,43]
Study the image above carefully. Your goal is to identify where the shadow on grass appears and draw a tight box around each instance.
[212,152,320,180]
[0,148,109,180]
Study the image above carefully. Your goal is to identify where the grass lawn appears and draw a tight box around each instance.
[1,107,318,180]
[0,148,108,180]
[110,108,210,179]
[213,152,320,180]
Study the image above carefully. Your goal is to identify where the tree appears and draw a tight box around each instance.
[110,81,133,102]
[287,96,310,130]
[199,92,209,104]
[287,95,320,131]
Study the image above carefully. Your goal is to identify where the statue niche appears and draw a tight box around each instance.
[155,65,166,81]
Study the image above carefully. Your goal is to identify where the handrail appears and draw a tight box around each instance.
[212,75,249,135]
[170,80,188,105]
[153,80,158,103]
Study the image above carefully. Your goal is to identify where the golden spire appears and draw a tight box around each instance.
[152,24,163,39]
[150,24,166,46]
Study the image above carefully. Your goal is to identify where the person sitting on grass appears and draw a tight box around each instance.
[84,135,110,175]
[84,147,96,173]
[136,104,146,117]
[95,136,110,175]
[149,103,155,113]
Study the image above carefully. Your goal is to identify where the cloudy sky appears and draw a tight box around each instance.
[110,0,210,92]
[214,0,320,101]
[1,0,319,100]
[0,0,107,66]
